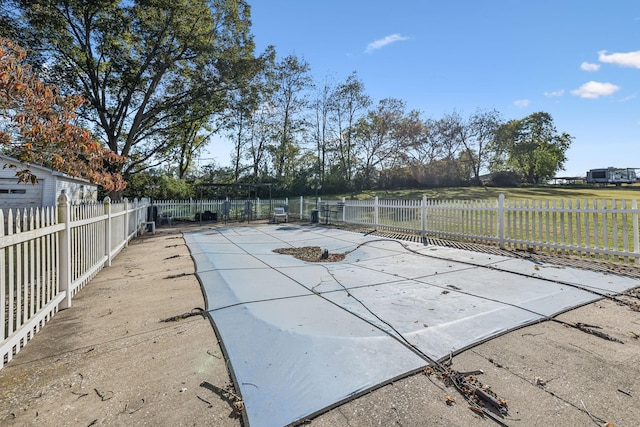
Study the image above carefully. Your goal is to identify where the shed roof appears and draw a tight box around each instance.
[0,154,92,183]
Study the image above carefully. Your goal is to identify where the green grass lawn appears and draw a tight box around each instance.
[320,184,640,261]
[331,184,640,201]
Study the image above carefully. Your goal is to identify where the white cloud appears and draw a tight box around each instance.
[598,50,640,68]
[365,34,409,53]
[571,81,620,99]
[513,99,530,107]
[580,62,600,72]
[543,89,565,97]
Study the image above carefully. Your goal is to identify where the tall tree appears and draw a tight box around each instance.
[222,46,275,182]
[10,0,261,192]
[404,117,438,166]
[391,109,429,168]
[430,112,466,182]
[164,115,213,180]
[247,105,273,178]
[490,111,573,184]
[433,109,503,184]
[227,85,254,182]
[311,75,336,187]
[465,109,503,184]
[330,72,371,185]
[353,98,407,188]
[268,54,313,180]
[0,37,125,190]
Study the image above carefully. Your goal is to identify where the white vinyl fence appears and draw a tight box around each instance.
[1,194,149,368]
[151,194,640,263]
[304,194,640,263]
[153,198,289,222]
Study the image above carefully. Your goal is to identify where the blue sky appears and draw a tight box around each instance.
[206,0,640,178]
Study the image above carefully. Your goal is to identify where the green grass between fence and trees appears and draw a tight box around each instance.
[323,185,640,262]
[330,184,640,202]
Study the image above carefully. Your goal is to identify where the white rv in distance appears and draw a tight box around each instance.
[586,167,638,186]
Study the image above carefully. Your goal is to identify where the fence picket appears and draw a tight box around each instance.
[634,199,640,263]
[612,199,618,258]
[7,209,15,346]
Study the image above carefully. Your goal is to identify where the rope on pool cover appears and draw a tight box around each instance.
[349,238,640,309]
[340,239,632,342]
[258,234,515,423]
[310,238,625,424]
[307,249,518,422]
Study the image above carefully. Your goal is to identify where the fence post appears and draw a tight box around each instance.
[123,198,129,247]
[57,192,72,309]
[133,198,138,228]
[257,198,261,219]
[342,197,346,223]
[104,196,112,267]
[498,193,505,249]
[374,196,379,231]
[633,199,639,263]
[136,198,141,234]
[422,196,427,241]
[299,196,303,220]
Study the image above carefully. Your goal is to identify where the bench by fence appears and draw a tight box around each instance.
[273,207,288,223]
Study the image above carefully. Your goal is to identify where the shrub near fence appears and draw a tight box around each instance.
[1,194,149,368]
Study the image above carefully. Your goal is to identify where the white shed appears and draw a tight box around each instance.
[0,155,98,211]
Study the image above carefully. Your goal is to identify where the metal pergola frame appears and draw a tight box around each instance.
[194,183,274,224]
[195,182,273,200]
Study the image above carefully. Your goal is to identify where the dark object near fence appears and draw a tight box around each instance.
[147,205,158,222]
[195,211,217,221]
[489,171,520,187]
[311,209,319,223]
[244,201,253,220]
[146,206,159,232]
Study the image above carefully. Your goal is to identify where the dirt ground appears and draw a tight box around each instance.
[1,221,640,427]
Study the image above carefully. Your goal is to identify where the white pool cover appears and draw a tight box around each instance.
[184,225,637,427]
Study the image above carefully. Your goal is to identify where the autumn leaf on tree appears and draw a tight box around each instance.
[0,37,126,191]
